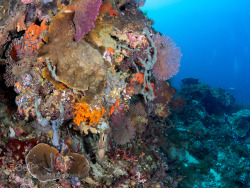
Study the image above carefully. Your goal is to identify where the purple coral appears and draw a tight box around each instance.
[152,33,182,81]
[111,110,135,145]
[73,0,102,41]
[112,118,135,145]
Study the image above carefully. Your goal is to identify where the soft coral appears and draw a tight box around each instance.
[152,33,182,81]
[73,0,102,41]
[73,103,105,126]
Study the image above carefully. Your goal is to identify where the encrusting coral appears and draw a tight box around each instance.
[39,11,107,93]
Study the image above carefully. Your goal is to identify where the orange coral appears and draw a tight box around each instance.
[130,73,144,84]
[129,72,155,93]
[100,4,112,12]
[109,99,120,115]
[145,82,155,92]
[99,4,117,16]
[23,20,48,53]
[25,20,48,40]
[126,86,135,96]
[107,47,115,53]
[8,21,48,60]
[109,10,117,17]
[10,20,48,58]
[73,103,105,126]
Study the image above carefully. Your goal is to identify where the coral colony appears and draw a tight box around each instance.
[0,0,249,187]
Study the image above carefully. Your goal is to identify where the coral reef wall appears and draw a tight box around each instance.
[0,0,185,187]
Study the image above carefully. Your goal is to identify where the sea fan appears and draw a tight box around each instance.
[73,0,102,41]
[152,33,182,81]
[112,118,135,145]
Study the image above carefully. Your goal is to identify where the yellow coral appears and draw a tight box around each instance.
[73,103,105,126]
[48,131,53,139]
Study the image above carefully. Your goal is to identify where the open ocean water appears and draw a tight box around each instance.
[141,0,250,105]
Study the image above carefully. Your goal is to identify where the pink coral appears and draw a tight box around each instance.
[53,153,72,174]
[73,0,102,41]
[21,0,34,4]
[152,33,182,81]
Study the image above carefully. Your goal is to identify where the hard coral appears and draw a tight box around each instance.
[42,67,68,90]
[229,110,250,137]
[111,1,151,32]
[26,143,90,182]
[66,152,90,179]
[26,143,59,182]
[73,103,105,126]
[39,12,107,92]
[53,40,106,92]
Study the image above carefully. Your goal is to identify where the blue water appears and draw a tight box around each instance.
[141,0,250,105]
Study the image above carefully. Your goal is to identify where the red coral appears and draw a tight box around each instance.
[6,138,40,161]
